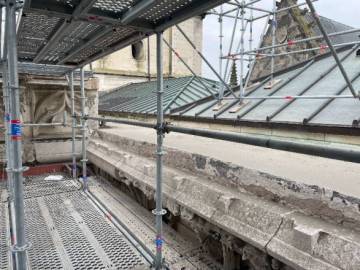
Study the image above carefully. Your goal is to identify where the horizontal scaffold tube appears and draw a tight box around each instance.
[84,116,360,164]
[85,116,154,129]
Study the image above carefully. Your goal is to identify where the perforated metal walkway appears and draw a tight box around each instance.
[0,184,10,270]
[1,173,149,270]
[89,177,222,270]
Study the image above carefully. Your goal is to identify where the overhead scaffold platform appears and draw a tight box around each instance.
[17,0,227,67]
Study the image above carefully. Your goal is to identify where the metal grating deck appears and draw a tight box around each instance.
[0,201,10,270]
[90,177,222,270]
[3,173,149,270]
[18,0,227,66]
[1,173,223,269]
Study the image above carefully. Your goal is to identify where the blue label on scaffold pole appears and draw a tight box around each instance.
[5,114,10,122]
[11,120,22,141]
[155,236,163,251]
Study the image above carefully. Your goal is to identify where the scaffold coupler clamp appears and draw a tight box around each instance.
[150,260,168,270]
[15,1,24,9]
[150,259,168,270]
[6,85,20,92]
[6,166,29,174]
[11,241,32,254]
[152,209,167,216]
[154,122,171,135]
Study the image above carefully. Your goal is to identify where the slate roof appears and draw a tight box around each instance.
[99,76,219,114]
[310,15,359,45]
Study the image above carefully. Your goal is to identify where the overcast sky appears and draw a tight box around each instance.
[202,0,360,79]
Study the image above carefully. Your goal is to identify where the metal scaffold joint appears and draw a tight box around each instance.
[15,0,23,9]
[6,166,29,173]
[152,209,167,216]
[11,242,32,253]
[154,122,171,135]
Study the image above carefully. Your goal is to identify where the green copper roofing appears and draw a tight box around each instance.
[99,76,219,114]
[100,47,360,129]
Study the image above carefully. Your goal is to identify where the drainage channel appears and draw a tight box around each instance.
[3,173,151,270]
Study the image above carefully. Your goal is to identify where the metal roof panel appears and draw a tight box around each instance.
[273,51,360,123]
[99,76,218,114]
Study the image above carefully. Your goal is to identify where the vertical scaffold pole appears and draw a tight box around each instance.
[239,2,245,99]
[249,4,254,60]
[147,36,151,81]
[244,14,270,89]
[70,72,77,179]
[1,4,12,198]
[271,0,277,82]
[219,7,240,100]
[2,65,11,192]
[3,4,17,262]
[6,0,29,268]
[154,32,165,270]
[219,5,224,94]
[80,67,87,190]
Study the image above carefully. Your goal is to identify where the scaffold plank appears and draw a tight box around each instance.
[4,173,149,270]
[0,201,10,270]
[89,176,223,270]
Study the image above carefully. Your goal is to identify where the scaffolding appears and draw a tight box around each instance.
[206,0,360,103]
[1,0,360,270]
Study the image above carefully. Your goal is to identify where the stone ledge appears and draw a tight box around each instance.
[94,129,360,232]
[87,133,360,270]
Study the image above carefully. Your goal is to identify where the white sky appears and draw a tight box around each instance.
[202,0,360,79]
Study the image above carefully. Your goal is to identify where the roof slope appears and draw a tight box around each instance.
[309,15,358,45]
[100,47,360,129]
[99,76,219,114]
[179,46,360,128]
